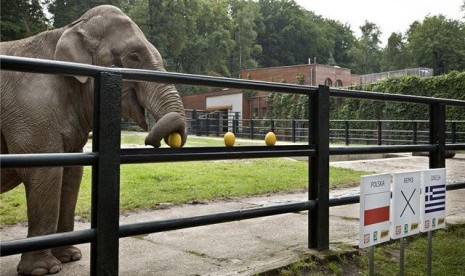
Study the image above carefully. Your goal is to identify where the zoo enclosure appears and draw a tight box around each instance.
[184,111,465,146]
[1,55,465,275]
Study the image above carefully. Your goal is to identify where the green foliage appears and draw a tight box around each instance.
[407,15,465,75]
[4,0,465,79]
[382,32,410,71]
[334,71,465,123]
[1,0,49,41]
[348,21,382,74]
[47,0,124,28]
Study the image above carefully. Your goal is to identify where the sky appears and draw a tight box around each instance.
[295,0,464,45]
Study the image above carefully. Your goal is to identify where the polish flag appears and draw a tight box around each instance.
[364,191,390,226]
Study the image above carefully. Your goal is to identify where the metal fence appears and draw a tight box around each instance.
[185,113,465,146]
[1,55,465,275]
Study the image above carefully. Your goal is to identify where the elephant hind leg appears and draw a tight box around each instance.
[51,166,84,263]
[1,168,22,193]
[1,133,22,193]
[52,246,82,263]
[17,250,61,275]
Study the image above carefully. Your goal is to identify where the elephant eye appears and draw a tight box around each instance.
[111,49,123,67]
[128,52,141,63]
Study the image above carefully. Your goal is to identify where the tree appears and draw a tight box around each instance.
[228,0,263,77]
[462,0,465,18]
[348,21,382,74]
[320,19,356,68]
[1,0,49,41]
[48,0,124,28]
[381,32,410,71]
[257,0,321,67]
[406,15,465,74]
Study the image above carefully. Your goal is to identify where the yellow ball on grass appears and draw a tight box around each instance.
[265,132,277,146]
[224,132,236,147]
[168,132,182,148]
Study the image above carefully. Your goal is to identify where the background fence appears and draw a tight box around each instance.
[181,110,465,146]
[1,55,465,275]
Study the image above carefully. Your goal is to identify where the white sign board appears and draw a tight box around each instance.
[421,168,446,232]
[391,171,421,239]
[359,173,391,248]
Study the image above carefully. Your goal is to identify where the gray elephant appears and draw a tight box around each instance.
[1,5,187,275]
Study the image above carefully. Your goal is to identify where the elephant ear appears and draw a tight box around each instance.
[54,19,92,84]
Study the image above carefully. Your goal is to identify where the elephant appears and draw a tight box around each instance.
[0,5,187,275]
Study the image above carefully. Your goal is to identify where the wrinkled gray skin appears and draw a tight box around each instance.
[0,5,187,275]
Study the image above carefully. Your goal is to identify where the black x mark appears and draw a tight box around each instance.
[400,189,416,217]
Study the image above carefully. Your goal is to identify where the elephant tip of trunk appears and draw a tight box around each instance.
[144,112,187,149]
[145,137,161,148]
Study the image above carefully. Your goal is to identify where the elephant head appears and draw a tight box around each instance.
[54,5,187,147]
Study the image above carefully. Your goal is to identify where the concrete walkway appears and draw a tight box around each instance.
[1,154,464,275]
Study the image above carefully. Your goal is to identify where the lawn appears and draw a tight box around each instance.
[277,225,465,276]
[0,133,366,225]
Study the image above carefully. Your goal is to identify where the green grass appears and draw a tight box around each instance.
[275,225,465,276]
[0,133,367,225]
[0,159,365,224]
[358,225,465,276]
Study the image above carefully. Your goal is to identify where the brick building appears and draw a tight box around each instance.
[242,63,360,87]
[182,63,360,120]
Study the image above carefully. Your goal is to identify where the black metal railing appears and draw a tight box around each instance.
[1,55,465,275]
[183,115,465,146]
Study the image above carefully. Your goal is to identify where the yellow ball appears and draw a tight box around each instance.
[224,132,235,147]
[168,132,182,148]
[265,132,277,146]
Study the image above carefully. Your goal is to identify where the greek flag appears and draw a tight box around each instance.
[424,184,446,213]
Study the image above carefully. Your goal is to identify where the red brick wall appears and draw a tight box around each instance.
[242,64,360,87]
[182,64,361,120]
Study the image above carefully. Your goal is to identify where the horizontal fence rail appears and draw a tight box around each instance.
[184,115,465,145]
[1,55,465,275]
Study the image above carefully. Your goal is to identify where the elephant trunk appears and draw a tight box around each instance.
[140,82,187,148]
[145,112,187,148]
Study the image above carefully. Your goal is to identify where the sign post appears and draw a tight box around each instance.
[359,173,392,276]
[421,168,446,276]
[391,171,421,276]
[421,168,446,232]
[391,171,421,239]
[359,173,392,248]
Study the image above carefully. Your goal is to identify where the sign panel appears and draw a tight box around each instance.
[391,171,421,239]
[421,168,446,232]
[359,173,391,248]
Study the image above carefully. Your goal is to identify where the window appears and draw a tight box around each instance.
[324,78,333,87]
[335,80,343,87]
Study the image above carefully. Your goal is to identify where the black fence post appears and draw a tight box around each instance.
[308,85,330,250]
[413,121,418,145]
[206,116,210,136]
[215,113,220,137]
[377,120,382,145]
[429,103,446,169]
[451,121,457,144]
[234,112,239,134]
[232,117,237,134]
[250,119,254,140]
[271,119,275,133]
[91,72,122,275]
[292,119,297,143]
[344,120,350,146]
[192,109,198,136]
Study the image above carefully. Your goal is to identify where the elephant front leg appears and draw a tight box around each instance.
[17,167,63,275]
[51,166,83,263]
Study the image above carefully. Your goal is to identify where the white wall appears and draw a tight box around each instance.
[206,93,243,119]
